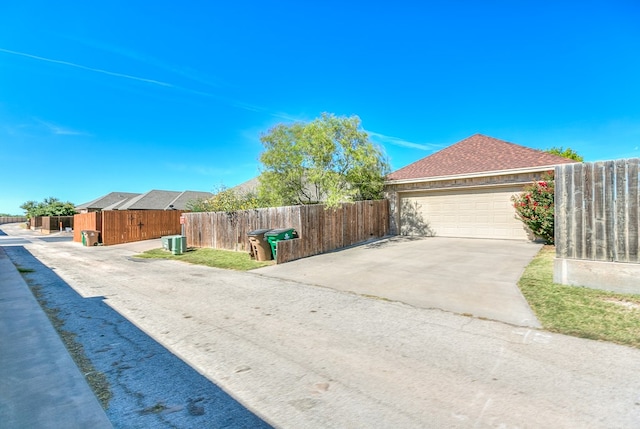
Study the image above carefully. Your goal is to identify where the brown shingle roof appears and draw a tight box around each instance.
[387,134,577,181]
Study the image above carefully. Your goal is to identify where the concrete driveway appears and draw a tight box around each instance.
[255,236,543,327]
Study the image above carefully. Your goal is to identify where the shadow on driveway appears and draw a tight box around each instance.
[37,236,74,243]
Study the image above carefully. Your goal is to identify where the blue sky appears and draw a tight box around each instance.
[1,1,639,215]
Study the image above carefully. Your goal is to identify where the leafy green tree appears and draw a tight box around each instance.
[545,147,583,162]
[258,113,389,207]
[20,201,40,218]
[185,197,211,213]
[187,186,264,212]
[512,172,555,244]
[20,197,76,218]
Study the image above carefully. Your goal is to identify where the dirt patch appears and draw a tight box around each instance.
[601,297,640,311]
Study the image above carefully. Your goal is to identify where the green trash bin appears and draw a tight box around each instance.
[265,228,298,259]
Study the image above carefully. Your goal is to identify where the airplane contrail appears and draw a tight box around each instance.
[0,47,173,87]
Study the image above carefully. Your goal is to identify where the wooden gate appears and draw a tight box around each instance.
[74,210,182,245]
[100,210,183,245]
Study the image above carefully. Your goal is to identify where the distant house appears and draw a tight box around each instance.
[230,175,326,204]
[76,190,214,213]
[75,192,140,213]
[385,134,577,240]
[230,177,260,195]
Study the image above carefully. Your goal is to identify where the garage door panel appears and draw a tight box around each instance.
[400,187,528,240]
[459,202,474,210]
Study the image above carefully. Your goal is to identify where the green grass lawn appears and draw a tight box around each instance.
[519,246,640,348]
[134,248,274,271]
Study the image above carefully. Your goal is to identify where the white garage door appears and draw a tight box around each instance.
[399,186,528,240]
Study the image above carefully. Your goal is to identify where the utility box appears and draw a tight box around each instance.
[162,235,179,251]
[247,228,273,261]
[162,235,184,251]
[162,235,171,250]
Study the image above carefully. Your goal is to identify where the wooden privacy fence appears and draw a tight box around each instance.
[184,200,390,263]
[30,216,44,229]
[555,159,639,263]
[101,210,183,245]
[276,200,390,263]
[185,206,301,251]
[73,212,102,243]
[41,216,74,234]
[73,210,183,245]
[0,216,27,224]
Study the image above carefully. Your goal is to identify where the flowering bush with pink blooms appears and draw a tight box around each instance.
[512,172,555,244]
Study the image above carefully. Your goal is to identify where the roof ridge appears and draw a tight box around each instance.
[387,134,577,181]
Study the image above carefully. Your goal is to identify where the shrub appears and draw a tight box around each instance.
[187,186,264,213]
[512,172,555,244]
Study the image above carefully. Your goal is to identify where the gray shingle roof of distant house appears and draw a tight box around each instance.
[230,177,260,195]
[117,190,179,210]
[116,190,215,210]
[167,191,214,210]
[102,198,135,210]
[76,192,141,210]
[387,134,577,181]
[77,190,214,211]
[115,192,154,210]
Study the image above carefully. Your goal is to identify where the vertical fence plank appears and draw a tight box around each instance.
[604,161,616,261]
[554,165,566,257]
[582,163,595,260]
[593,162,607,261]
[311,205,322,255]
[566,164,576,259]
[615,160,628,262]
[554,164,568,258]
[571,164,584,259]
[628,160,639,262]
[42,217,51,233]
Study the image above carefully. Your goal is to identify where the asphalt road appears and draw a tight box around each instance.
[1,228,271,429]
[3,224,640,428]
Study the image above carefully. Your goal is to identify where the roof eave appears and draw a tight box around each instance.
[384,163,578,185]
